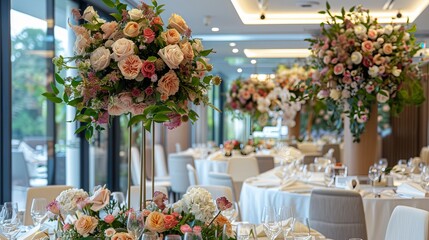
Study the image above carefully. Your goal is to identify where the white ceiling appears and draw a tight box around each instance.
[131,0,429,82]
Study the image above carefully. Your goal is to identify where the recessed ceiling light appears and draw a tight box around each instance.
[229,42,236,47]
[232,48,239,53]
[211,27,220,32]
[244,48,311,58]
[237,68,243,73]
[250,59,257,64]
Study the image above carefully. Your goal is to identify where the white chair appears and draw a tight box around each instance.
[385,206,429,240]
[255,155,275,173]
[127,185,169,210]
[227,157,259,200]
[154,144,169,180]
[175,143,182,153]
[309,189,367,240]
[187,164,199,186]
[187,185,234,202]
[131,146,170,189]
[168,154,195,198]
[207,172,238,202]
[24,185,72,226]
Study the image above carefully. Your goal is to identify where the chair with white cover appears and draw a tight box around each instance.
[187,164,199,186]
[24,185,72,226]
[255,155,275,173]
[226,157,259,201]
[127,185,169,210]
[168,153,195,199]
[309,189,367,240]
[208,172,238,202]
[385,205,429,240]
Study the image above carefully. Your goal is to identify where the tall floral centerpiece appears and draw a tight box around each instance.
[307,3,424,174]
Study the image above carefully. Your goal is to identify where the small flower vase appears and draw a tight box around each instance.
[343,104,378,175]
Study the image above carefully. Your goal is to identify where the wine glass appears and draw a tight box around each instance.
[221,201,239,223]
[236,223,257,240]
[368,164,381,197]
[278,206,295,239]
[127,210,144,239]
[324,164,336,187]
[165,235,182,240]
[261,206,282,240]
[421,166,429,190]
[183,232,202,240]
[31,198,47,226]
[378,159,388,172]
[0,202,21,240]
[141,231,158,240]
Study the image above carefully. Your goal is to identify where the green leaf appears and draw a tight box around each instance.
[318,11,326,14]
[68,97,83,107]
[349,6,355,12]
[341,7,345,16]
[75,125,88,134]
[192,77,199,86]
[110,13,122,21]
[326,1,331,10]
[128,115,146,127]
[82,23,102,31]
[55,73,65,85]
[144,120,152,131]
[407,25,417,33]
[102,0,116,8]
[63,91,69,103]
[153,113,170,123]
[203,76,211,84]
[47,96,63,103]
[199,49,213,57]
[42,92,56,98]
[85,126,93,141]
[50,82,59,95]
[147,56,157,62]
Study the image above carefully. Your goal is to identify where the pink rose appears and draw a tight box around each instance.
[97,111,109,124]
[333,63,344,75]
[361,40,375,53]
[164,215,179,229]
[100,21,118,39]
[330,58,338,64]
[131,88,141,97]
[118,55,142,80]
[118,92,133,110]
[366,85,375,93]
[193,226,202,234]
[63,224,71,231]
[216,196,232,211]
[356,114,368,123]
[163,113,182,130]
[143,28,155,43]
[153,191,168,210]
[383,43,393,55]
[108,97,125,116]
[46,200,60,215]
[89,186,110,212]
[362,56,373,68]
[130,103,146,115]
[368,29,378,40]
[104,215,115,224]
[230,101,238,109]
[145,86,154,96]
[323,56,331,65]
[157,70,180,100]
[180,224,193,234]
[141,60,156,78]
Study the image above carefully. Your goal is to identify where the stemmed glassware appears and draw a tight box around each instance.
[183,232,203,240]
[141,231,158,240]
[324,164,336,187]
[261,206,282,240]
[421,166,429,190]
[368,164,382,197]
[30,198,47,226]
[0,202,21,240]
[127,210,145,239]
[278,206,295,239]
[221,201,239,223]
[236,223,257,240]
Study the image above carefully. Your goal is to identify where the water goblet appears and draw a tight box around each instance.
[31,198,47,226]
[141,231,158,240]
[1,202,21,240]
[165,234,182,240]
[127,210,144,239]
[183,232,203,240]
[278,206,295,239]
[324,164,336,187]
[368,164,381,197]
[378,159,388,172]
[221,201,239,223]
[261,206,282,240]
[236,223,257,240]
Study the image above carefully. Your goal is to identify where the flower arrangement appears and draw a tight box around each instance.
[46,186,130,239]
[306,3,424,141]
[223,140,241,151]
[226,78,275,127]
[275,64,316,101]
[44,0,221,139]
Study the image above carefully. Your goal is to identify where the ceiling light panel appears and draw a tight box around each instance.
[244,49,311,58]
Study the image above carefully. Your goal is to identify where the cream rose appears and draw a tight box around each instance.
[180,42,194,61]
[329,89,341,101]
[118,55,142,80]
[368,65,379,77]
[392,66,402,77]
[111,232,134,240]
[128,9,143,20]
[351,51,363,65]
[74,216,98,237]
[377,90,390,103]
[354,24,367,36]
[89,186,110,211]
[90,47,111,72]
[104,228,116,238]
[74,35,90,55]
[123,21,140,38]
[157,70,180,99]
[384,25,393,35]
[101,21,118,39]
[383,43,393,55]
[82,6,98,22]
[111,38,135,62]
[158,44,184,69]
[145,211,166,232]
[163,29,181,45]
[168,13,188,34]
[192,39,203,53]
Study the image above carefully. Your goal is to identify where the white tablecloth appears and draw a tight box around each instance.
[240,168,429,240]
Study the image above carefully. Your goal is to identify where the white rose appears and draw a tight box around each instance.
[128,9,143,20]
[377,90,390,103]
[392,66,402,77]
[90,46,111,71]
[111,38,135,61]
[393,25,401,31]
[403,32,410,41]
[158,44,184,69]
[351,51,363,65]
[74,35,90,55]
[82,6,98,22]
[377,38,384,44]
[192,39,203,53]
[368,65,379,77]
[384,25,393,35]
[329,89,341,101]
[354,24,367,36]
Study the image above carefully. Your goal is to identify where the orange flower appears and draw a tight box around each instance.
[118,55,142,80]
[145,211,166,232]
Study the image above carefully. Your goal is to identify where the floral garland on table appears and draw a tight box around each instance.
[306,3,424,141]
[44,0,221,139]
[226,78,275,127]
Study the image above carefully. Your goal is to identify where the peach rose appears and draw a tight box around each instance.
[158,44,184,69]
[123,21,140,38]
[163,29,181,45]
[104,228,116,238]
[74,215,98,237]
[368,29,378,40]
[361,40,374,53]
[111,232,134,240]
[118,55,142,80]
[74,35,90,55]
[157,70,179,100]
[145,211,166,232]
[152,16,163,25]
[90,46,111,71]
[108,97,125,116]
[333,63,344,75]
[130,103,147,115]
[383,43,393,55]
[89,186,111,211]
[111,38,135,61]
[180,42,194,61]
[101,21,118,39]
[117,92,133,110]
[168,13,188,34]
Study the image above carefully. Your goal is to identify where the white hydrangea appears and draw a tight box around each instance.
[56,188,89,214]
[173,187,216,223]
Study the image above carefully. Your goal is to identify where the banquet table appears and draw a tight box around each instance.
[240,167,429,240]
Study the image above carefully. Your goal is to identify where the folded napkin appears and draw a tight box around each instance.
[249,178,281,187]
[256,219,322,238]
[208,152,224,161]
[396,182,429,197]
[280,179,314,193]
[17,225,41,240]
[30,231,49,240]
